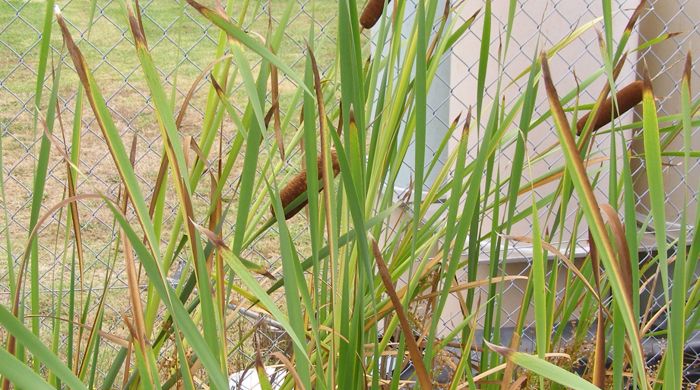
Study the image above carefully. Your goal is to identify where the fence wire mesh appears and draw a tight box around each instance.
[0,0,698,386]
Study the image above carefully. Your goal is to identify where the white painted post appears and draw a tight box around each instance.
[370,0,451,195]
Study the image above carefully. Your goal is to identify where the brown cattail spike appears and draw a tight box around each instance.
[360,0,390,29]
[274,150,341,220]
[576,80,644,135]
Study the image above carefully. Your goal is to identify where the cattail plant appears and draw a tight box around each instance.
[360,0,390,29]
[0,0,696,389]
[576,80,644,134]
[273,149,340,220]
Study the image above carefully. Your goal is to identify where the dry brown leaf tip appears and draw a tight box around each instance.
[483,340,514,359]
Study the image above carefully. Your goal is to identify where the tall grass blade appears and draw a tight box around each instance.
[0,348,55,390]
[123,1,220,362]
[588,231,606,388]
[30,0,56,141]
[540,53,648,388]
[372,240,432,388]
[530,198,548,364]
[54,6,160,258]
[186,0,308,93]
[486,342,601,390]
[665,51,692,390]
[0,305,87,390]
[210,234,310,363]
[641,69,670,308]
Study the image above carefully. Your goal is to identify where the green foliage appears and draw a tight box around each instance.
[0,0,697,388]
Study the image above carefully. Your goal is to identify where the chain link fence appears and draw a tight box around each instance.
[1,0,698,386]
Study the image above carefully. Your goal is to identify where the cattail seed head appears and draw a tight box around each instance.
[274,150,341,220]
[360,0,390,29]
[576,80,644,135]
